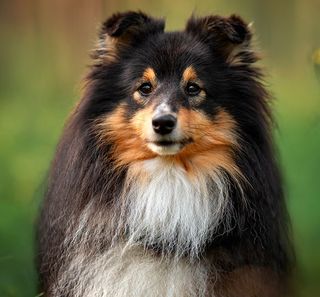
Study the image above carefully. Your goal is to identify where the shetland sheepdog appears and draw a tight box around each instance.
[37,11,292,297]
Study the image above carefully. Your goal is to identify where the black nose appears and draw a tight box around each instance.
[152,114,177,135]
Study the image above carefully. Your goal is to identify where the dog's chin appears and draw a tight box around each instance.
[147,142,183,156]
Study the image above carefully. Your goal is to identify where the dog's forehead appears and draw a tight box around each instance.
[134,32,211,76]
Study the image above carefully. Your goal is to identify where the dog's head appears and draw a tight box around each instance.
[82,11,265,177]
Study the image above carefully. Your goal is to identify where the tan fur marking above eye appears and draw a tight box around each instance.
[142,67,157,85]
[132,68,157,105]
[182,66,198,82]
[182,66,206,106]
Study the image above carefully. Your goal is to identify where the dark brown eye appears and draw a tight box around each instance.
[186,82,201,96]
[138,82,153,96]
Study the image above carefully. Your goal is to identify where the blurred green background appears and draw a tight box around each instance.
[0,0,319,296]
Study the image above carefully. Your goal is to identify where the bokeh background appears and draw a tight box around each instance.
[0,0,319,296]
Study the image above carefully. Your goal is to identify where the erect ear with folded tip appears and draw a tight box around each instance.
[94,11,165,63]
[185,15,255,65]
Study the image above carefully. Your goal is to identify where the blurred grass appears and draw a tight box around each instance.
[0,32,76,297]
[274,77,320,297]
[0,1,320,296]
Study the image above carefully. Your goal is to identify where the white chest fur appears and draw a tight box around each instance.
[60,245,209,297]
[56,158,229,297]
[125,158,230,258]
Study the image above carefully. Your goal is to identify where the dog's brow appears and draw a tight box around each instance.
[182,66,197,82]
[142,67,157,84]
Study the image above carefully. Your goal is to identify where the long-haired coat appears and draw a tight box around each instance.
[37,11,292,297]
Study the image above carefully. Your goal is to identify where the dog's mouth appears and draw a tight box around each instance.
[153,138,192,146]
[146,138,193,155]
[147,138,192,146]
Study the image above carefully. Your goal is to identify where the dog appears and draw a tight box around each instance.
[37,11,292,297]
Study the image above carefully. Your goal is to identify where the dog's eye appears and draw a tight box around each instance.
[186,83,201,96]
[138,82,153,96]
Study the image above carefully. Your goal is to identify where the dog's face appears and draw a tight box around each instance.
[89,12,258,176]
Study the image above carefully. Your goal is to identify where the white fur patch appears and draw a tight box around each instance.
[124,158,231,258]
[54,158,231,296]
[147,142,183,155]
[56,245,209,297]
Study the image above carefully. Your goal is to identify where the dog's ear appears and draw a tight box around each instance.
[95,11,164,63]
[186,15,254,65]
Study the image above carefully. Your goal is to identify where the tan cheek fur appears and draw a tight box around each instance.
[164,108,241,179]
[97,105,241,182]
[96,104,157,168]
